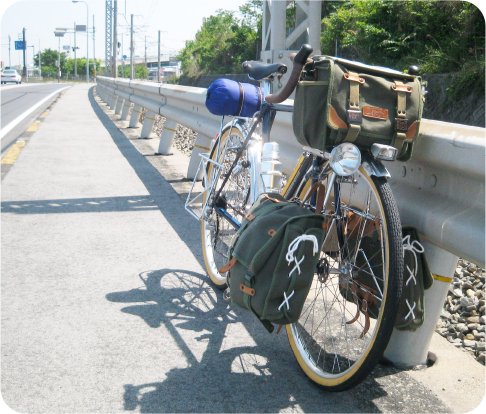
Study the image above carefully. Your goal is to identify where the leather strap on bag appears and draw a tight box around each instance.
[299,182,326,213]
[392,79,413,156]
[344,71,364,143]
[236,82,245,116]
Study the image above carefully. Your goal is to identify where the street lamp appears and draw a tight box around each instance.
[54,28,67,83]
[72,1,89,83]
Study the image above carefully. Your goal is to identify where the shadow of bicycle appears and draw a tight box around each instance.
[106,268,369,413]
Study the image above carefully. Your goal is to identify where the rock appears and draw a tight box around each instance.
[474,332,485,340]
[480,315,486,325]
[456,323,468,332]
[468,264,478,273]
[460,297,474,307]
[465,333,475,340]
[477,342,486,352]
[463,339,476,347]
[466,289,476,298]
[476,353,485,364]
[467,316,480,324]
[468,323,479,330]
[452,288,464,298]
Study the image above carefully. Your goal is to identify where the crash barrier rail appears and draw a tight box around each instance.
[96,75,485,368]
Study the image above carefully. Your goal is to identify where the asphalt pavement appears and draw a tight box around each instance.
[1,82,70,153]
[1,83,484,413]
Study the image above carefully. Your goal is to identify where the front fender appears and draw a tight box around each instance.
[361,154,391,178]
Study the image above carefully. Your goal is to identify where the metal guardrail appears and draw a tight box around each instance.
[96,75,485,367]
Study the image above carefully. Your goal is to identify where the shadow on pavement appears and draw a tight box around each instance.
[1,195,160,214]
[87,86,205,269]
[95,87,452,413]
[106,269,361,413]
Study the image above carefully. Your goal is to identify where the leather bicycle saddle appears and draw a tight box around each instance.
[242,61,287,81]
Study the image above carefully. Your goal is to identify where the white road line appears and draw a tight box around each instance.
[0,86,69,141]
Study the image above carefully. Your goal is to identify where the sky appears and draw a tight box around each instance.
[0,0,250,67]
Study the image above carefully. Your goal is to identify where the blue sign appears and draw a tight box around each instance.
[15,40,25,50]
[123,55,127,59]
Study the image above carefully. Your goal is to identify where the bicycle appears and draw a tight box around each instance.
[185,44,404,391]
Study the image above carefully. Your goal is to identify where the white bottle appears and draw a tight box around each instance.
[259,142,283,193]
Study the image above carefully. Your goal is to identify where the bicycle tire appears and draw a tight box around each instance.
[286,165,403,391]
[201,125,251,289]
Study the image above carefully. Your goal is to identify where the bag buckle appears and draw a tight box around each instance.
[347,109,363,125]
[395,118,408,131]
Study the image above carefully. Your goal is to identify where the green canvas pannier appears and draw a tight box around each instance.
[293,56,425,161]
[220,193,327,332]
[339,216,433,334]
[395,227,434,331]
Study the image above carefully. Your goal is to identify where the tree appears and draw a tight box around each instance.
[177,1,262,76]
[34,48,68,75]
[320,0,484,74]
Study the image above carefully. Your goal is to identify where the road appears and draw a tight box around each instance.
[1,83,484,414]
[1,82,71,153]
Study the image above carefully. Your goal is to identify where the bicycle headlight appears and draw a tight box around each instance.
[329,143,361,176]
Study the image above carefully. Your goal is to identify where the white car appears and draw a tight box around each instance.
[1,69,22,84]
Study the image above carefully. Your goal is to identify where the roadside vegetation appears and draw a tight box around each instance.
[33,49,149,80]
[176,0,484,97]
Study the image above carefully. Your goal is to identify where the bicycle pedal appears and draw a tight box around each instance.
[223,288,232,302]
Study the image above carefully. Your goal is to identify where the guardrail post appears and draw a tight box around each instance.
[110,92,119,111]
[140,110,157,139]
[109,94,118,111]
[383,242,459,367]
[115,97,124,115]
[156,119,178,155]
[121,101,133,121]
[129,104,142,128]
[187,133,212,180]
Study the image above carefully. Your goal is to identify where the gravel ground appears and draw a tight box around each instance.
[141,111,197,155]
[436,259,485,365]
[141,111,485,366]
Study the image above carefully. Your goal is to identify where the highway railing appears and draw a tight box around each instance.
[95,75,485,368]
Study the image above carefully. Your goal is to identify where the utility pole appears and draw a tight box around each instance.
[130,14,134,80]
[113,0,118,78]
[144,35,147,69]
[74,22,77,78]
[105,0,113,76]
[8,35,11,67]
[38,40,41,77]
[93,15,96,79]
[158,30,161,83]
[22,28,26,78]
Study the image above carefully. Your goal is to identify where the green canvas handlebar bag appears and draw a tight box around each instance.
[293,56,425,161]
[220,193,327,333]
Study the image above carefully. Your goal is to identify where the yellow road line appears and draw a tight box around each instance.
[26,121,41,132]
[433,274,453,283]
[1,141,26,165]
[40,111,50,117]
[164,127,177,132]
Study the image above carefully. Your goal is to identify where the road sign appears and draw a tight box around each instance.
[63,45,70,51]
[123,55,127,59]
[14,41,25,50]
[75,25,86,32]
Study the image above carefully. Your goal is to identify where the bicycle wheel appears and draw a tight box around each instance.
[201,124,251,288]
[286,165,403,391]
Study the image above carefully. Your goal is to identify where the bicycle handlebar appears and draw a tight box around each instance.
[265,44,313,104]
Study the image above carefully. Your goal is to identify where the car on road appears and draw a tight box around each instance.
[1,69,22,84]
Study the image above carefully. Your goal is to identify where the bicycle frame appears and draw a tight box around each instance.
[185,80,294,228]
